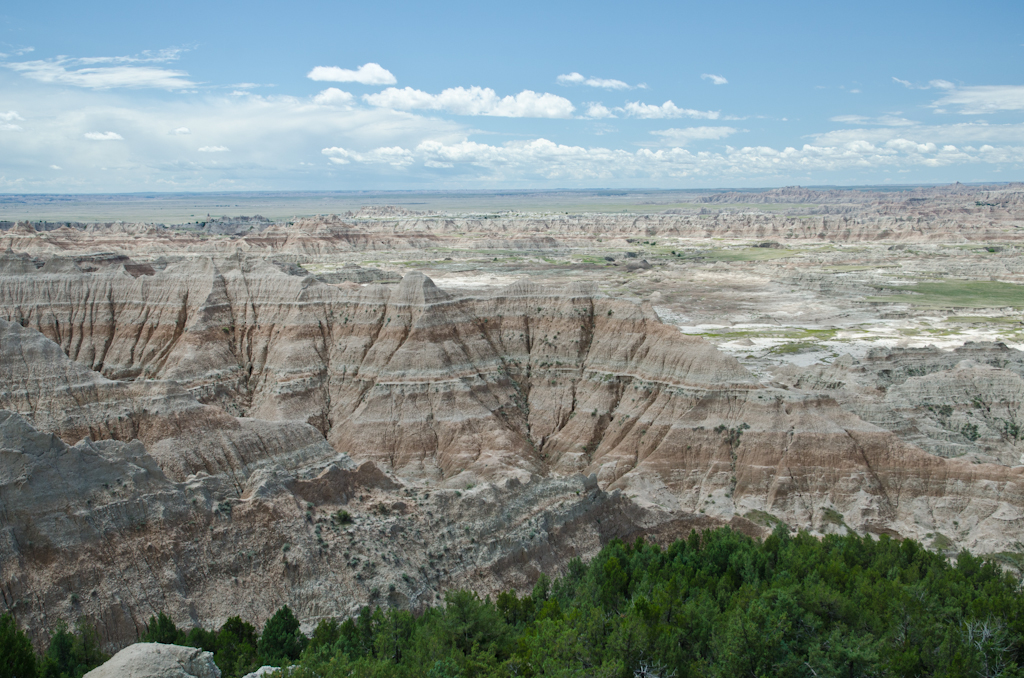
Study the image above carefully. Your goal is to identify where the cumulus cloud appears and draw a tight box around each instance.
[84,131,123,140]
[306,63,396,85]
[364,86,575,118]
[585,103,616,119]
[622,101,719,119]
[313,87,355,106]
[3,49,196,89]
[557,72,639,89]
[650,126,738,145]
[0,110,24,131]
[198,145,229,152]
[172,127,191,135]
[701,74,728,85]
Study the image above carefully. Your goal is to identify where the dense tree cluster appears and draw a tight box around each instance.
[0,617,107,678]
[2,527,1023,677]
[287,527,1024,678]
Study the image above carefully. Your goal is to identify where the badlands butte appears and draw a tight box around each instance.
[2,183,1024,650]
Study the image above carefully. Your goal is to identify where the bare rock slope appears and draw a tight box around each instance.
[3,253,1024,650]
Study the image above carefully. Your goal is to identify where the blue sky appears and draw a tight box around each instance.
[1,0,1022,192]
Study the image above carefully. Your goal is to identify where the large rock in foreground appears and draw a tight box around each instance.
[84,643,220,678]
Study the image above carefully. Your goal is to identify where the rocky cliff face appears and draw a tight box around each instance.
[2,257,1022,540]
[775,343,1024,466]
[3,252,1024,649]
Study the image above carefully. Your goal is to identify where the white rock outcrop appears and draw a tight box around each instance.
[83,642,220,678]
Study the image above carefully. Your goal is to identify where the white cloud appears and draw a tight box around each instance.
[3,50,196,89]
[584,77,630,90]
[306,63,396,85]
[893,77,957,91]
[313,87,355,106]
[585,103,616,119]
[809,121,1024,147]
[4,65,1021,191]
[622,100,719,119]
[701,74,728,85]
[364,86,575,118]
[172,127,191,135]
[0,84,466,190]
[322,146,414,167]
[557,72,637,89]
[830,114,916,126]
[49,165,61,170]
[933,85,1024,114]
[0,47,34,58]
[316,135,1024,181]
[198,145,229,152]
[650,126,738,145]
[0,110,23,131]
[84,131,123,140]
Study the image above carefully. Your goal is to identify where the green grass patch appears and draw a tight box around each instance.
[930,534,953,551]
[768,341,830,355]
[867,280,1024,309]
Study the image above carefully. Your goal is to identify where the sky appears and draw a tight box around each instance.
[0,0,1022,193]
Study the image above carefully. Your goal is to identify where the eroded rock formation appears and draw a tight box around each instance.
[3,241,1024,650]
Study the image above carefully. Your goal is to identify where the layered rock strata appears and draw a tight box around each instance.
[4,253,1024,651]
[1,258,1022,554]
